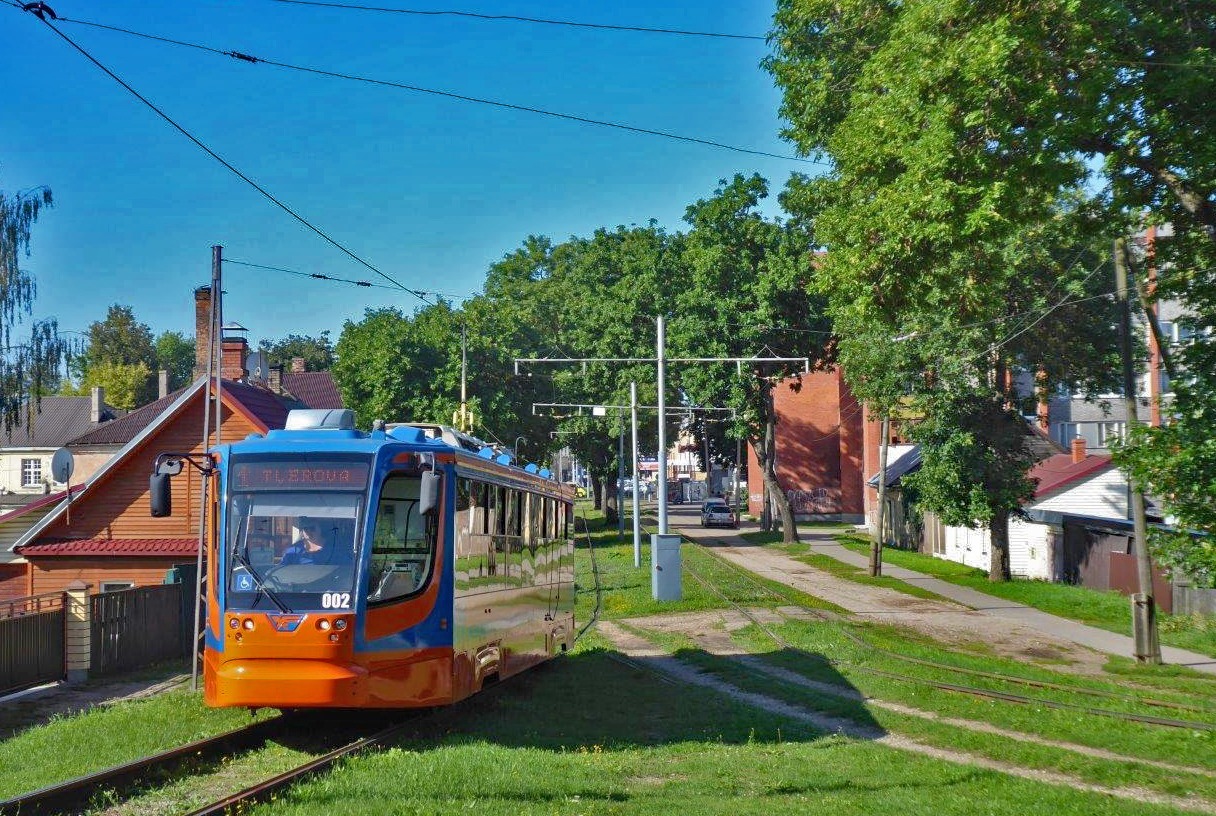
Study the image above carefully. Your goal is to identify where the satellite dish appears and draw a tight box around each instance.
[51,448,74,483]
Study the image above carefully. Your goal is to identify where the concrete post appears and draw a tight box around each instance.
[64,580,91,683]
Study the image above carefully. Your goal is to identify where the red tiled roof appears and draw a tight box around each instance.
[16,538,197,557]
[1030,453,1114,498]
[0,485,85,525]
[281,371,343,409]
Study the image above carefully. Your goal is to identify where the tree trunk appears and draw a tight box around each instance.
[749,387,799,544]
[603,479,619,525]
[590,473,603,512]
[989,508,1011,582]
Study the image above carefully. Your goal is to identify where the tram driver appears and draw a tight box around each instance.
[281,517,352,566]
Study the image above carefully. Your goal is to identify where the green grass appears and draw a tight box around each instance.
[740,531,953,603]
[834,535,1216,659]
[251,639,1201,815]
[0,688,275,797]
[574,515,842,623]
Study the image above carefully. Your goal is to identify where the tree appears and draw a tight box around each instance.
[71,304,158,405]
[670,174,832,543]
[155,331,195,390]
[0,181,69,435]
[765,1,1133,577]
[260,333,335,372]
[69,360,153,411]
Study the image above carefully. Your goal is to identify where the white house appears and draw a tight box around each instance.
[936,438,1126,579]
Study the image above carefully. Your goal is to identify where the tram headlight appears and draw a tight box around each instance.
[334,619,347,631]
[242,618,255,631]
[317,619,332,631]
[228,618,239,630]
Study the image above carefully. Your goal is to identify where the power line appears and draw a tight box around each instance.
[52,15,824,166]
[224,259,474,299]
[270,0,767,41]
[19,8,434,307]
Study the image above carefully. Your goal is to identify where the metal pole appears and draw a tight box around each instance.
[1116,237,1161,664]
[617,415,625,538]
[734,410,742,512]
[702,418,712,497]
[657,315,668,535]
[631,381,640,567]
[191,246,220,690]
[460,324,468,431]
[871,413,890,577]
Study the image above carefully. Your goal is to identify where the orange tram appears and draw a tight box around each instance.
[151,409,576,709]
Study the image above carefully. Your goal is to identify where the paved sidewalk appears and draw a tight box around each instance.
[802,534,1216,674]
[671,508,1216,675]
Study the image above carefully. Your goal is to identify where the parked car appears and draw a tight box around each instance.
[700,498,737,529]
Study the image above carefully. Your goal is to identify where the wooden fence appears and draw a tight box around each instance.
[0,592,65,695]
[90,584,186,677]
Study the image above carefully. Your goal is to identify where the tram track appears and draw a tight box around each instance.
[652,523,1216,730]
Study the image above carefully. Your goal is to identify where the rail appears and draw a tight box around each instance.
[0,592,65,620]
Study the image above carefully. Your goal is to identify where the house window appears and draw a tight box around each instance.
[1056,421,1126,450]
[21,458,42,488]
[100,581,134,593]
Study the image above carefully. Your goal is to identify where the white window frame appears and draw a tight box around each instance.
[100,581,134,593]
[20,458,42,488]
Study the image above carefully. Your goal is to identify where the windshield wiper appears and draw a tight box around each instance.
[231,549,293,613]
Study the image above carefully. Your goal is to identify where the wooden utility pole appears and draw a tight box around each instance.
[870,413,890,577]
[1115,237,1161,664]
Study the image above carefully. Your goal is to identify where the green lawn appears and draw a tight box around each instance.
[834,535,1216,658]
[739,530,952,603]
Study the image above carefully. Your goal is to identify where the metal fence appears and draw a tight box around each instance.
[0,595,65,695]
[90,584,186,677]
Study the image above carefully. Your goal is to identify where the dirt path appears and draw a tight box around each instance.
[597,618,1214,814]
[0,673,188,740]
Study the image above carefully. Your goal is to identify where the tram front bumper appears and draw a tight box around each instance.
[207,658,369,708]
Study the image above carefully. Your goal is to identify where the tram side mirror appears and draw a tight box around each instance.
[418,470,440,516]
[150,473,172,517]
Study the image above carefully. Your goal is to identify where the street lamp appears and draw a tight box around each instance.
[513,436,526,461]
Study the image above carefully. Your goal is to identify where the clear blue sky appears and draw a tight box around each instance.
[2,0,817,348]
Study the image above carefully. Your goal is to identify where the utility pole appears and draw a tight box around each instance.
[871,413,890,577]
[1116,237,1161,664]
[191,245,221,690]
[454,324,473,432]
[657,315,669,535]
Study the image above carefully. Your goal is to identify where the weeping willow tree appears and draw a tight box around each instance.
[1,182,70,436]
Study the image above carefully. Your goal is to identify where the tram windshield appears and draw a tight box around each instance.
[225,457,370,610]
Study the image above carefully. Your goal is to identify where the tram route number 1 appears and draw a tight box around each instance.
[321,592,351,609]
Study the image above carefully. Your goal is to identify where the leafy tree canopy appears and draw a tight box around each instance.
[154,330,195,390]
[63,360,152,411]
[260,332,335,372]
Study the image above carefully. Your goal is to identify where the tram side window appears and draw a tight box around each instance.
[367,474,438,604]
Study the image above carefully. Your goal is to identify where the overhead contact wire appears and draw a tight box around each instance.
[51,15,824,166]
[23,11,433,305]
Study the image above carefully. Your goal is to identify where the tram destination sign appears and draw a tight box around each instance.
[232,460,371,491]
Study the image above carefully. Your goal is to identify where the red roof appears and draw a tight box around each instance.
[223,379,290,431]
[17,538,197,557]
[282,371,343,409]
[0,485,85,525]
[1029,453,1114,498]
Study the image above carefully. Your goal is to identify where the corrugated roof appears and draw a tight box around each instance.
[68,389,187,447]
[1029,453,1115,498]
[866,445,922,488]
[16,538,197,557]
[282,371,343,409]
[1,396,123,447]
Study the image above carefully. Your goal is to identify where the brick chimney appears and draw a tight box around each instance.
[221,324,249,382]
[291,357,307,373]
[193,286,212,381]
[158,369,169,399]
[1070,437,1086,463]
[268,364,283,394]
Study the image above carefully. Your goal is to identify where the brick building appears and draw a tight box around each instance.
[745,367,866,523]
